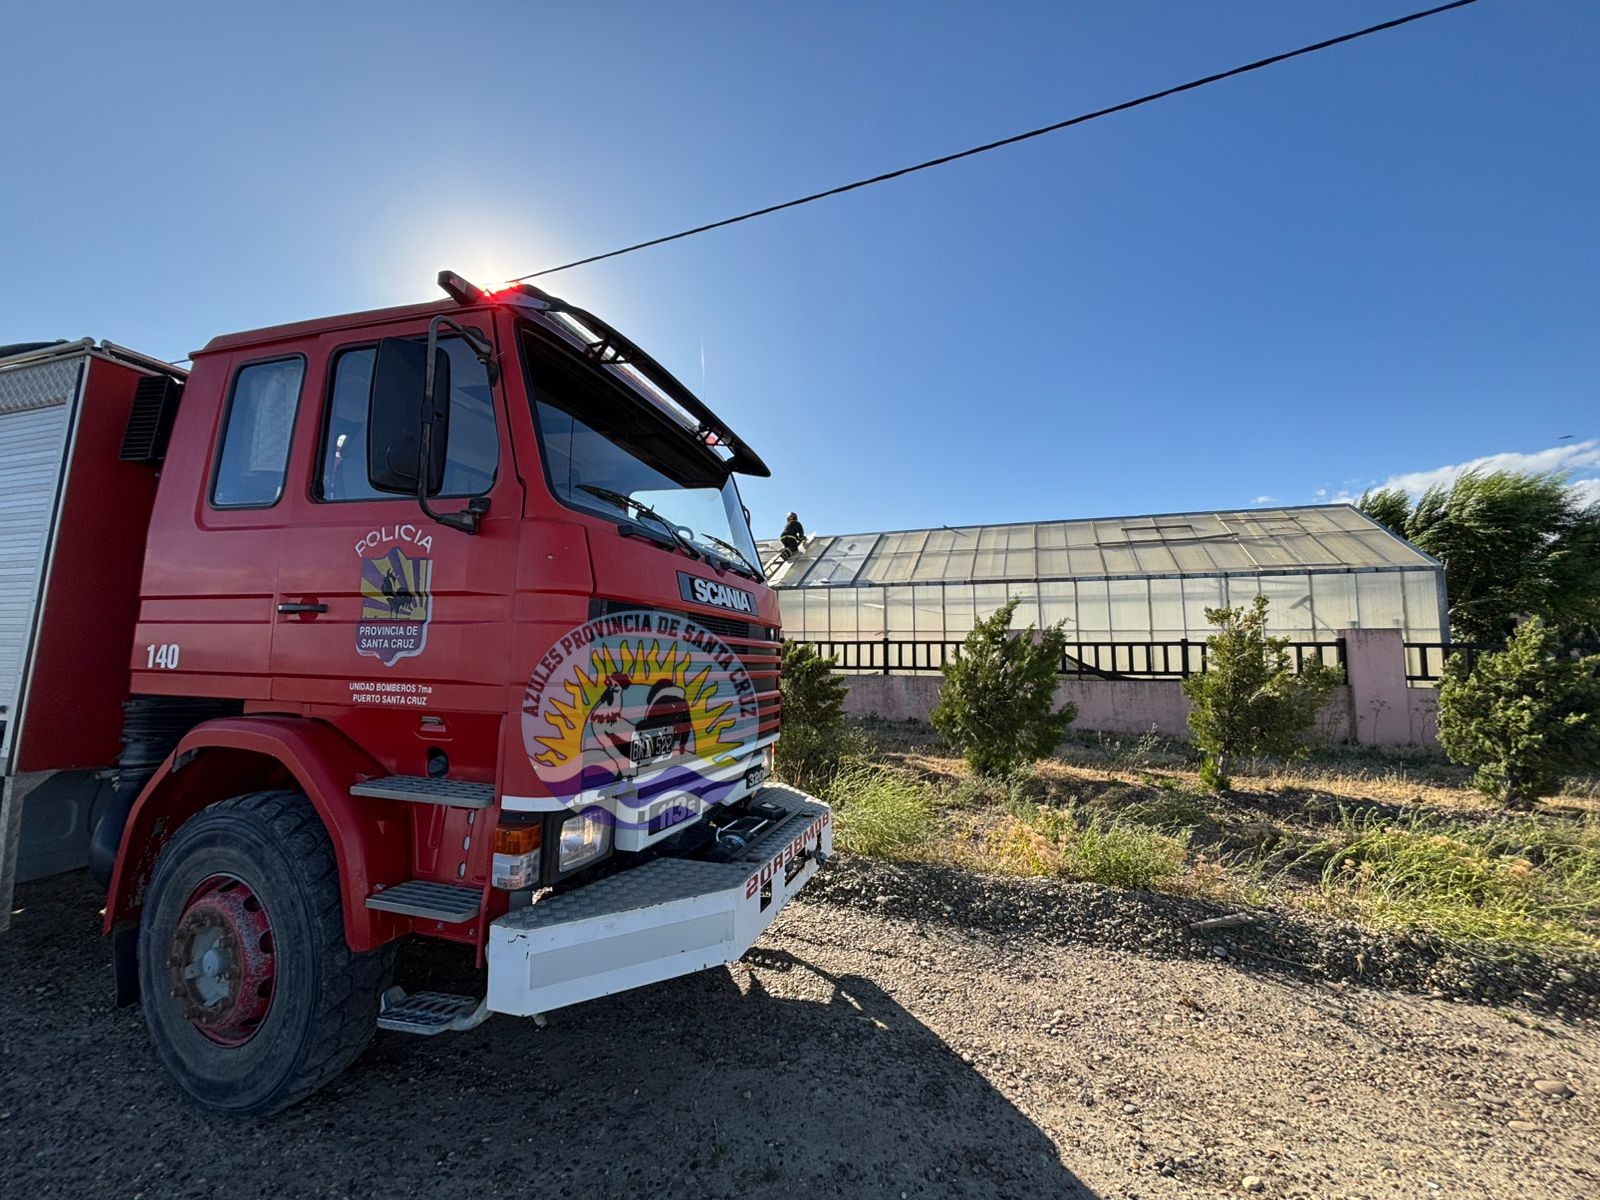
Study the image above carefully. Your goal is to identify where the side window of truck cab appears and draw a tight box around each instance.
[211,356,305,508]
[316,337,498,502]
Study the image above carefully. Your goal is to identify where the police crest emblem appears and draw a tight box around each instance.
[356,545,433,666]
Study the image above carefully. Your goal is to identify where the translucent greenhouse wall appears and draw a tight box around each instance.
[776,569,1446,648]
[765,509,1449,675]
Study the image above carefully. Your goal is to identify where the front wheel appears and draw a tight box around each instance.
[137,790,394,1115]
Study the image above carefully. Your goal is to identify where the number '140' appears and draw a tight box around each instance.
[145,643,181,670]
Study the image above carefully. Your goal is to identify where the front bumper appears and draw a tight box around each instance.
[486,784,831,1016]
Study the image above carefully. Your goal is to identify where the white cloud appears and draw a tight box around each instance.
[1330,441,1600,505]
[1251,494,1276,505]
[1380,441,1600,496]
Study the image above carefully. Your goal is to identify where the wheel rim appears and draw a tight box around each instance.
[167,874,276,1046]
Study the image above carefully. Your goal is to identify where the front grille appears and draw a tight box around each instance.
[690,611,755,640]
[591,598,782,736]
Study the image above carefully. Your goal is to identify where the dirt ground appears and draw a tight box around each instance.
[3,867,1597,1200]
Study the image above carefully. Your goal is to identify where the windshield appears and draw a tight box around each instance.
[524,327,762,573]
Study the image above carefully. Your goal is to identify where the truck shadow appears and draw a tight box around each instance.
[1,872,1095,1198]
[365,941,1097,1198]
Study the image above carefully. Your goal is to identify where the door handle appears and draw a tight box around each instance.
[277,602,329,614]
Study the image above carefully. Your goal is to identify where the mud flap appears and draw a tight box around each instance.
[110,919,140,1006]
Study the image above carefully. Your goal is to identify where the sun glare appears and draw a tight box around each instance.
[370,207,615,315]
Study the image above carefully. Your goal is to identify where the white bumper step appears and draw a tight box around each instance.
[377,989,487,1036]
[486,784,832,1017]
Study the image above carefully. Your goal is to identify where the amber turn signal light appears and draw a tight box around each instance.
[493,824,542,855]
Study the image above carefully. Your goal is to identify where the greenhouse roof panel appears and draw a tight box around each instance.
[760,504,1437,587]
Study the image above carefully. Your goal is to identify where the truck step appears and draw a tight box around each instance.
[365,880,481,923]
[350,775,494,809]
[377,988,487,1036]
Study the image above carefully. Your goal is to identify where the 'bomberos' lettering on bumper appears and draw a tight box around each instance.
[744,811,831,899]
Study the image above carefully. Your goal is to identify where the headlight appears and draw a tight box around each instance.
[558,809,612,873]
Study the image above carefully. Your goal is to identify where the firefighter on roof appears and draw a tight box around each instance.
[781,511,805,557]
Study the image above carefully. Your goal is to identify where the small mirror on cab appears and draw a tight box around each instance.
[368,338,451,495]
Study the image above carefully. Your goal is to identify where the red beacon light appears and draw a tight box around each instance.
[437,269,535,306]
[438,270,557,310]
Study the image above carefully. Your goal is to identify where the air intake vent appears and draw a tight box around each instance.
[119,374,183,463]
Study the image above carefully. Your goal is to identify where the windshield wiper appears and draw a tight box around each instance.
[698,534,761,579]
[577,485,702,562]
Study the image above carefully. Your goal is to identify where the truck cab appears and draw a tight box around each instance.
[2,274,829,1114]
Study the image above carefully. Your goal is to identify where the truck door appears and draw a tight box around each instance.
[270,320,519,745]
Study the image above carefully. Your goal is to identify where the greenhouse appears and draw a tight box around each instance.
[762,505,1446,675]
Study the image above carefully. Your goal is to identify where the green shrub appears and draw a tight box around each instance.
[1436,618,1600,808]
[824,762,934,858]
[774,640,854,790]
[930,598,1077,777]
[1182,595,1342,791]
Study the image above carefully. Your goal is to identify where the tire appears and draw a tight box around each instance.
[137,790,395,1116]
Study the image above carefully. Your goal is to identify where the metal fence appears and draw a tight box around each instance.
[1404,641,1505,683]
[805,634,1524,685]
[806,637,1347,679]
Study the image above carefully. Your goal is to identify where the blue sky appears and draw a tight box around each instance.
[3,1,1595,539]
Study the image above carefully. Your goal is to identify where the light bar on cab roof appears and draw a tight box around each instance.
[433,269,771,477]
[437,270,489,306]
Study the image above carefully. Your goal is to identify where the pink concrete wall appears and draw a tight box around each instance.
[1057,679,1190,738]
[1342,629,1412,746]
[839,628,1436,747]
[844,676,1359,742]
[839,676,1216,739]
[841,674,941,722]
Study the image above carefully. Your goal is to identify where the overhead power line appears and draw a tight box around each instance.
[511,0,1482,281]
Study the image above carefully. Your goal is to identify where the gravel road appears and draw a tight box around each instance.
[3,865,1596,1199]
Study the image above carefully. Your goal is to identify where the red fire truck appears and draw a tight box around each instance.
[0,273,830,1114]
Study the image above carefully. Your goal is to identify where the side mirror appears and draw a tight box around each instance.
[368,338,450,495]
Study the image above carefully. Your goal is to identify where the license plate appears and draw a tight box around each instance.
[744,765,767,790]
[630,728,677,766]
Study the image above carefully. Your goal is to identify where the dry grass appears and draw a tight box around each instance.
[1296,810,1600,950]
[825,719,1600,953]
[973,804,1190,890]
[864,718,1600,822]
[822,761,936,860]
